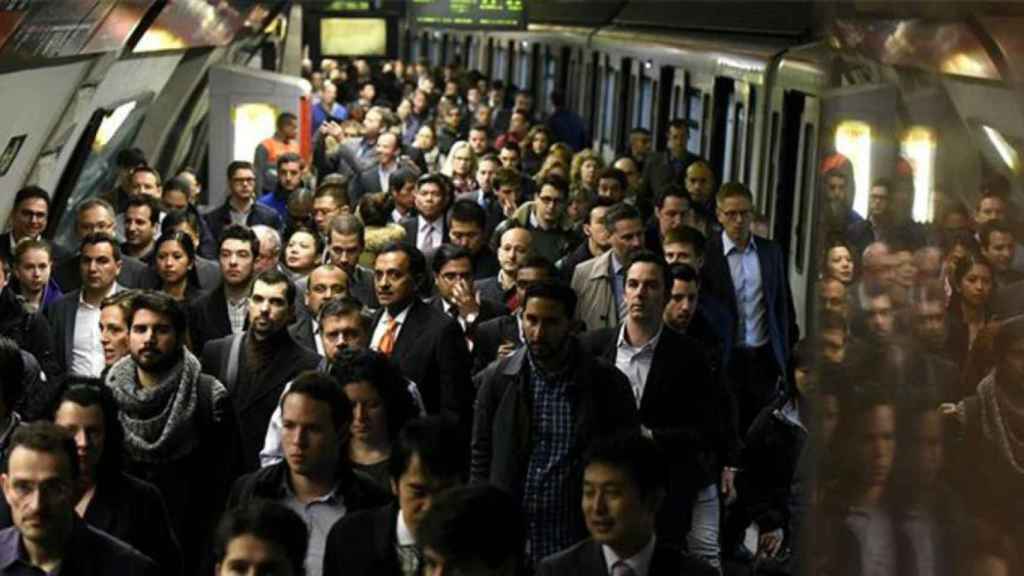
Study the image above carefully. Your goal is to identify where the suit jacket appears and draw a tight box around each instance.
[187,284,237,354]
[473,314,521,374]
[476,275,513,309]
[288,314,319,355]
[571,251,619,332]
[201,331,321,471]
[428,295,507,341]
[349,163,386,206]
[638,149,704,202]
[471,245,501,279]
[53,254,153,292]
[203,201,283,246]
[701,233,797,374]
[371,299,474,425]
[42,289,83,373]
[537,538,716,576]
[322,504,403,576]
[400,215,449,257]
[349,264,380,309]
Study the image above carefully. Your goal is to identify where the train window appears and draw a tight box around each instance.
[52,97,152,251]
[899,126,938,222]
[543,51,557,112]
[673,85,682,120]
[636,77,653,130]
[602,69,617,142]
[795,122,815,273]
[723,90,738,181]
[765,111,780,220]
[686,89,702,154]
[493,46,507,83]
[743,87,757,184]
[834,120,872,217]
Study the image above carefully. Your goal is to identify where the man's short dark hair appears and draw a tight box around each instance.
[129,291,189,344]
[663,226,706,258]
[329,348,421,442]
[0,337,24,409]
[80,232,122,262]
[388,165,422,194]
[161,209,201,236]
[417,173,450,197]
[276,112,298,129]
[431,243,474,276]
[597,168,627,191]
[276,152,302,170]
[55,383,123,482]
[669,263,701,286]
[318,296,367,326]
[500,142,521,158]
[603,202,642,231]
[538,174,569,198]
[494,167,522,191]
[716,182,754,206]
[667,118,692,133]
[227,160,254,181]
[517,254,556,279]
[523,281,577,318]
[624,250,670,292]
[470,124,491,138]
[448,199,486,231]
[4,422,79,480]
[282,370,352,432]
[162,175,192,196]
[213,501,307,576]
[125,195,161,226]
[377,242,427,288]
[584,196,617,225]
[116,147,147,170]
[656,185,692,208]
[131,165,162,186]
[252,268,297,308]
[416,485,524,572]
[584,430,666,501]
[316,174,352,207]
[218,223,259,256]
[389,416,466,481]
[979,220,1014,249]
[13,186,50,211]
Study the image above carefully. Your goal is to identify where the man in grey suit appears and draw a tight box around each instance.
[537,432,716,576]
[348,131,402,206]
[327,213,378,308]
[44,234,123,377]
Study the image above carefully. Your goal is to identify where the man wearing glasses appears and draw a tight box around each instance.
[205,161,284,243]
[702,183,797,431]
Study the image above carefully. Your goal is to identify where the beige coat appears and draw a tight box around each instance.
[570,250,619,332]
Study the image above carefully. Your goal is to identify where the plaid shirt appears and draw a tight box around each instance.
[522,354,580,565]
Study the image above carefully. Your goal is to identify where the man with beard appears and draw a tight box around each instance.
[188,225,259,353]
[821,168,863,238]
[104,291,241,575]
[201,269,321,471]
[471,282,638,567]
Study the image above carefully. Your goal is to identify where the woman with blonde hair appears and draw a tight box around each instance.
[442,140,477,195]
[570,148,604,197]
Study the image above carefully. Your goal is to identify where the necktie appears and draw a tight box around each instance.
[396,544,421,576]
[377,318,399,356]
[424,224,435,249]
[612,560,636,576]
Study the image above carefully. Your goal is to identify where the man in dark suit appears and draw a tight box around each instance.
[0,186,69,267]
[401,174,450,260]
[579,251,740,564]
[288,263,347,355]
[473,254,555,374]
[188,225,258,353]
[368,242,474,428]
[457,154,505,240]
[53,199,152,292]
[429,245,507,349]
[663,263,733,376]
[702,183,797,431]
[45,234,124,377]
[327,213,379,308]
[638,119,705,207]
[446,199,500,279]
[348,132,402,206]
[201,268,321,471]
[323,416,465,576]
[204,161,283,244]
[537,432,716,576]
[471,282,639,566]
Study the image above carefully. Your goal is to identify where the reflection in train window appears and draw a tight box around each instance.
[686,88,702,154]
[53,98,151,251]
[233,103,278,162]
[493,45,507,83]
[637,77,653,130]
[765,111,779,220]
[982,124,1020,174]
[795,122,816,273]
[673,85,683,120]
[603,69,617,142]
[835,120,872,217]
[723,90,738,181]
[900,126,937,222]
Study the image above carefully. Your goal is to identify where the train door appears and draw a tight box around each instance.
[633,60,657,133]
[708,77,734,182]
[770,89,819,333]
[686,72,714,158]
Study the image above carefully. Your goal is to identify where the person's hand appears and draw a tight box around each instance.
[721,468,738,506]
[497,339,517,358]
[758,528,784,559]
[321,120,343,140]
[939,403,961,418]
[499,194,517,217]
[452,281,481,319]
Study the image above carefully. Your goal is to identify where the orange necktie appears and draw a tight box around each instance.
[377,318,399,356]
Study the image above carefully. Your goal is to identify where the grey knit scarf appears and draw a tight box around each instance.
[976,370,1024,476]
[105,349,204,464]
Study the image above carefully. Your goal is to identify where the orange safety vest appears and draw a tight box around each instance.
[259,136,300,164]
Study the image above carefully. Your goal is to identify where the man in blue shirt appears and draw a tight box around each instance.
[311,80,347,136]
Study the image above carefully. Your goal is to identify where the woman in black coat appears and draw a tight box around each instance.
[53,380,183,576]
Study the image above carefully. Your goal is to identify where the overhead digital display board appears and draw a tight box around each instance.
[409,0,525,31]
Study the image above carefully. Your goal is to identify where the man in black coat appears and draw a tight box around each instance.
[52,198,153,292]
[447,199,501,279]
[227,372,391,574]
[701,183,797,430]
[368,242,474,427]
[0,255,59,381]
[201,269,321,471]
[188,225,259,353]
[204,161,283,244]
[537,432,716,576]
[471,282,639,565]
[0,186,70,267]
[638,119,705,206]
[428,244,507,350]
[327,213,379,308]
[323,416,465,576]
[580,251,740,564]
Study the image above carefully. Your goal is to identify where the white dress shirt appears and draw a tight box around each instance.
[416,216,444,252]
[70,284,118,377]
[370,304,412,351]
[378,163,397,192]
[602,535,657,576]
[614,325,662,406]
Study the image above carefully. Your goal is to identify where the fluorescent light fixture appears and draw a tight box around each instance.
[93,101,138,152]
[900,126,937,222]
[834,120,872,217]
[982,124,1019,174]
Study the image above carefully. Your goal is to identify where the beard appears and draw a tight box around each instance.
[135,346,183,374]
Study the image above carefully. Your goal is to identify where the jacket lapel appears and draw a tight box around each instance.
[64,294,79,369]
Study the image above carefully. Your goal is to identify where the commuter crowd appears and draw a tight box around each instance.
[0,55,1021,576]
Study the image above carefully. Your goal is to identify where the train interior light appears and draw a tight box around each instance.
[834,120,873,218]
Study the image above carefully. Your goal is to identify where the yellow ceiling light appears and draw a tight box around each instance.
[93,101,138,152]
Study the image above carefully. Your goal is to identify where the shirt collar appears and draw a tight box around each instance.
[383,302,413,325]
[396,510,416,546]
[721,229,756,256]
[602,535,657,576]
[418,214,443,229]
[616,324,663,353]
[281,471,340,504]
[79,283,119,306]
[611,252,625,276]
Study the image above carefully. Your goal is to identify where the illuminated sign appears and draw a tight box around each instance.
[409,0,525,30]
